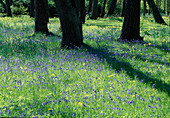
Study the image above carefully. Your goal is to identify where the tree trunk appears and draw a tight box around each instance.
[146,0,167,25]
[80,0,86,23]
[30,0,35,17]
[164,0,166,14]
[167,0,170,15]
[121,0,126,17]
[106,0,117,17]
[120,0,143,41]
[35,0,49,33]
[100,0,107,18]
[148,7,151,15]
[91,0,98,19]
[5,0,12,17]
[54,0,83,48]
[143,0,147,16]
[0,0,6,12]
[88,0,93,13]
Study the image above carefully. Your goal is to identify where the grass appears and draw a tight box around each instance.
[0,15,169,117]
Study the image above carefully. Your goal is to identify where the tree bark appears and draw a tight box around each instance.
[54,0,83,48]
[35,0,49,33]
[121,0,126,17]
[106,0,117,17]
[143,0,147,16]
[91,0,98,19]
[0,0,6,12]
[88,0,93,13]
[120,0,143,41]
[5,0,12,17]
[100,0,107,18]
[30,0,35,17]
[146,0,167,25]
[80,0,86,23]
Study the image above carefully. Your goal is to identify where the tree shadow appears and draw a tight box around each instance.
[82,43,170,96]
[117,39,170,63]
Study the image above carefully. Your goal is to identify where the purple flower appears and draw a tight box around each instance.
[148,105,153,108]
[156,97,160,101]
[72,113,75,117]
[152,84,156,88]
[117,112,120,115]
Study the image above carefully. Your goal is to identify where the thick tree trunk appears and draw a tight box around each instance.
[91,0,98,19]
[167,0,170,15]
[54,0,83,48]
[121,0,126,17]
[143,0,147,16]
[146,0,167,25]
[120,0,143,41]
[30,0,35,17]
[106,0,117,17]
[80,0,86,23]
[100,0,107,18]
[88,0,93,13]
[35,0,49,33]
[5,0,12,17]
[0,0,6,12]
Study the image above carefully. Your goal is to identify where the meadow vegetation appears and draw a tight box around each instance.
[0,16,169,117]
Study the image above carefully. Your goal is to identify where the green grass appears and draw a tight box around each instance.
[0,15,169,117]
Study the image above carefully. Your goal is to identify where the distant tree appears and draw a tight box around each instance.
[121,0,126,17]
[164,0,166,14]
[143,0,147,16]
[88,0,93,13]
[54,0,83,48]
[91,0,98,19]
[106,0,117,17]
[120,0,143,41]
[35,0,49,33]
[156,0,161,11]
[100,0,107,18]
[0,0,6,12]
[146,0,167,25]
[30,0,35,17]
[5,0,12,17]
[167,0,170,15]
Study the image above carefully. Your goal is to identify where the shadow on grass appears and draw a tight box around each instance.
[82,43,170,96]
[117,39,170,65]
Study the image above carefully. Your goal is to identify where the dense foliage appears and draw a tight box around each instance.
[0,0,169,17]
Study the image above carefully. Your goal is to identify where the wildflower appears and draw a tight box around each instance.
[72,113,75,117]
[156,97,160,101]
[100,110,103,115]
[78,102,82,107]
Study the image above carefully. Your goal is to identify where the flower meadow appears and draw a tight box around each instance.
[0,16,169,117]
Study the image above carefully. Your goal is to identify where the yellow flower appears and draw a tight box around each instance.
[52,73,55,76]
[108,74,114,77]
[132,95,135,98]
[148,43,151,45]
[78,102,82,107]
[83,63,85,66]
[48,108,51,111]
